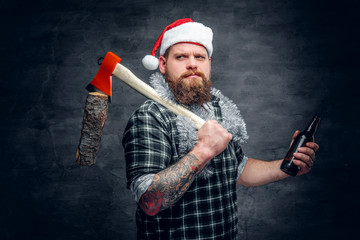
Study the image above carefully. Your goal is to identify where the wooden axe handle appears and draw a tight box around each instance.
[113,64,206,129]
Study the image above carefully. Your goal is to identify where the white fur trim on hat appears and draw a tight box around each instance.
[160,22,213,57]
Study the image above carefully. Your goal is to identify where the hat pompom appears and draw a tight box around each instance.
[142,55,159,70]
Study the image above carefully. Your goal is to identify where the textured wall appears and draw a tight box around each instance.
[2,0,358,239]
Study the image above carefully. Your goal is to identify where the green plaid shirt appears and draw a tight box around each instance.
[123,96,247,240]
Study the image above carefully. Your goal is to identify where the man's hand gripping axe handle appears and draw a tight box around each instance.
[77,52,205,165]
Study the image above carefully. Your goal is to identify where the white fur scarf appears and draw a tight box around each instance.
[149,72,248,179]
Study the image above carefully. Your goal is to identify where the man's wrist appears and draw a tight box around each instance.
[189,145,213,170]
[276,159,291,179]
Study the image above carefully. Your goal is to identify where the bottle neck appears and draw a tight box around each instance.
[305,116,320,134]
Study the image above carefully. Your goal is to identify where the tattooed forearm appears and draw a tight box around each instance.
[139,153,201,216]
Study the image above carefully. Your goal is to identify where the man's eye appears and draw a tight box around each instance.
[176,55,184,59]
[196,56,205,59]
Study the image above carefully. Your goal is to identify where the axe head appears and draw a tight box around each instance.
[86,52,122,102]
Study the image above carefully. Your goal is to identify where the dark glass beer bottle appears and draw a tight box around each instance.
[280,116,320,176]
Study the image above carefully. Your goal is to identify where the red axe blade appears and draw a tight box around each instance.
[86,52,122,102]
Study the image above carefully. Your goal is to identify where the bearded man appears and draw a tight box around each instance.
[122,18,319,240]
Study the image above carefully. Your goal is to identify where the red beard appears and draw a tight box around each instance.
[165,70,212,106]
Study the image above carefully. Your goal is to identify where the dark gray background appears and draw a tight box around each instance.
[1,0,359,239]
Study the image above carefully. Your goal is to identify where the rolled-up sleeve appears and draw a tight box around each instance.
[232,140,248,180]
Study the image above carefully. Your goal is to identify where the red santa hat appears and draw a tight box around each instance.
[142,18,213,70]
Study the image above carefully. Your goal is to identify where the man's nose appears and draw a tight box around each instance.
[186,57,198,70]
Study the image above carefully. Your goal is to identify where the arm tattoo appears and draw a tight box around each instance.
[139,153,200,216]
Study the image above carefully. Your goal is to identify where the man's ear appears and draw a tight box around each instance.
[209,57,211,72]
[159,56,166,74]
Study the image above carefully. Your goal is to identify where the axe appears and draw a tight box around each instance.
[76,52,205,165]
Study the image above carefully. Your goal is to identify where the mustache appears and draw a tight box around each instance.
[180,70,206,79]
